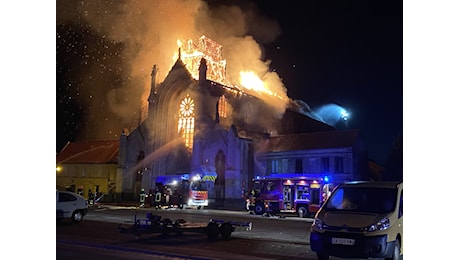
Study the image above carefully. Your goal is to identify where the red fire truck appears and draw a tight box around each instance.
[154,174,208,209]
[247,173,347,218]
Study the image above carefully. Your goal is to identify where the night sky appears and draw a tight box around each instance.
[56,0,402,165]
[254,1,403,165]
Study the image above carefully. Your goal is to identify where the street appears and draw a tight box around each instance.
[57,205,317,259]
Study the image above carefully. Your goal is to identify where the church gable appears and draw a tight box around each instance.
[116,35,358,207]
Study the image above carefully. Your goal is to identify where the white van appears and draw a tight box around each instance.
[310,181,403,260]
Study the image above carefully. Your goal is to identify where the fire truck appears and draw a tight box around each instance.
[247,173,348,218]
[154,174,208,209]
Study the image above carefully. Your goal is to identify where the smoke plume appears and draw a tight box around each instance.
[57,0,286,142]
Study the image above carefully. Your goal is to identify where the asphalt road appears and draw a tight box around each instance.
[57,204,318,259]
[57,205,378,259]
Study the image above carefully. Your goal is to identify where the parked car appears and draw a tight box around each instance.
[56,190,88,223]
[310,181,403,260]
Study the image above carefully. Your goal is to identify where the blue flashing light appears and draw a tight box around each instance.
[324,176,330,183]
[341,110,349,121]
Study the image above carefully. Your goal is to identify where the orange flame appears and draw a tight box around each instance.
[176,35,284,100]
[239,71,283,99]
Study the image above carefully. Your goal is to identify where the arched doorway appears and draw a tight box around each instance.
[133,151,145,200]
[214,150,226,206]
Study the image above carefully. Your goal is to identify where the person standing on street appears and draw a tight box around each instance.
[77,185,84,196]
[246,189,256,214]
[153,187,162,209]
[139,188,146,208]
[88,189,94,205]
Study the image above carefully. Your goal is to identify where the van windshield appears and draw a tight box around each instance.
[324,186,397,214]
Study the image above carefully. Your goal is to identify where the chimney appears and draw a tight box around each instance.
[118,128,128,170]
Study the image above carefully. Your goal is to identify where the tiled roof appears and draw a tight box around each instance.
[261,129,361,152]
[56,140,119,164]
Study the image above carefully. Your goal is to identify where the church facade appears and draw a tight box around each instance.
[116,36,367,210]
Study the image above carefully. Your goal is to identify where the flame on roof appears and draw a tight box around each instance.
[177,35,285,101]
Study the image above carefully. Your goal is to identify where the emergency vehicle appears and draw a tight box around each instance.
[154,174,208,209]
[247,173,349,218]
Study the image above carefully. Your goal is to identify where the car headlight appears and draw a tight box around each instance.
[365,217,390,232]
[312,218,324,230]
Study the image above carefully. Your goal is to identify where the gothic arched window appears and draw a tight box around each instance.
[218,95,228,118]
[178,94,195,150]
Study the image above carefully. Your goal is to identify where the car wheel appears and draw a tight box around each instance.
[297,205,309,218]
[71,211,84,223]
[316,253,329,260]
[385,239,402,260]
[254,202,265,215]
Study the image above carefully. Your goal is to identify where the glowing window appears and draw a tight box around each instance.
[178,94,195,150]
[218,95,227,118]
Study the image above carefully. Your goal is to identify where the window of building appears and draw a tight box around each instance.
[218,95,227,118]
[178,94,195,151]
[321,157,330,172]
[334,157,344,173]
[271,159,285,173]
[295,158,303,173]
[282,159,288,173]
[309,157,317,173]
[271,160,279,173]
[304,158,311,173]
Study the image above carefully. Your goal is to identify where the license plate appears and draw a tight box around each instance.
[331,237,355,245]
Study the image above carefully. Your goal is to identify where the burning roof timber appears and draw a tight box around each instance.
[171,35,334,136]
[178,35,286,102]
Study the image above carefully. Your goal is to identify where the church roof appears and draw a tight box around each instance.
[56,140,119,164]
[262,129,361,153]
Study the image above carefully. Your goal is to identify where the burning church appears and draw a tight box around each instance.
[115,35,366,209]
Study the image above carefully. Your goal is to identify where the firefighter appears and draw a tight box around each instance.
[77,185,84,196]
[163,185,171,206]
[93,190,98,204]
[88,189,94,205]
[169,187,179,207]
[153,187,162,209]
[246,189,256,214]
[139,188,146,208]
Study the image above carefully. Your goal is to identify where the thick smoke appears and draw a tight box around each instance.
[57,0,287,140]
